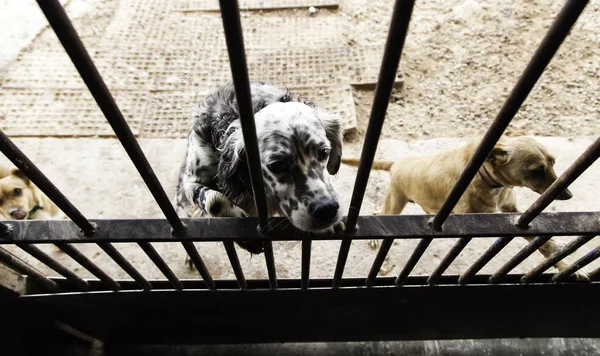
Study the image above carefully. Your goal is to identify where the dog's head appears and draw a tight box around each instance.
[219,101,344,232]
[486,137,572,200]
[0,169,43,220]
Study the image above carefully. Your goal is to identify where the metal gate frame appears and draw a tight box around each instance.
[0,0,599,346]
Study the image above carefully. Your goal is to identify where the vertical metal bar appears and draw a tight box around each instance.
[96,243,151,290]
[137,243,183,290]
[181,241,215,290]
[552,246,600,282]
[54,242,120,290]
[395,238,432,286]
[458,236,515,284]
[223,242,247,289]
[0,130,95,235]
[431,0,589,230]
[365,238,393,287]
[36,0,217,289]
[333,0,415,289]
[427,237,473,285]
[489,236,552,283]
[301,239,312,289]
[0,247,60,292]
[219,0,276,289]
[522,235,596,282]
[518,137,600,227]
[36,0,184,234]
[16,244,90,291]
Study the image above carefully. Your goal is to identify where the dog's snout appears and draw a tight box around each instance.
[311,199,339,222]
[556,188,573,201]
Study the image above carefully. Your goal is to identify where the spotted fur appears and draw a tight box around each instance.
[176,82,345,255]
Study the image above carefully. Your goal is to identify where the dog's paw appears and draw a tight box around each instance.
[200,190,248,218]
[568,269,590,282]
[368,239,379,249]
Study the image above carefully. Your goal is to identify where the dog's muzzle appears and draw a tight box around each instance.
[556,188,573,201]
[309,198,340,228]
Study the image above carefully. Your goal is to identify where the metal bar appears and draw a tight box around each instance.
[17,244,90,291]
[301,239,311,289]
[552,245,600,282]
[219,0,276,289]
[54,242,120,290]
[427,237,473,285]
[518,137,600,227]
[521,235,596,283]
[458,236,515,284]
[0,247,60,292]
[2,213,600,243]
[96,242,151,290]
[334,0,415,288]
[366,238,394,287]
[395,238,432,286]
[181,241,215,290]
[0,130,95,235]
[137,242,183,290]
[431,0,589,230]
[36,0,184,234]
[489,236,552,283]
[589,266,600,279]
[223,242,247,289]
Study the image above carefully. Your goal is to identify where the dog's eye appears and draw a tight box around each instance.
[317,148,330,162]
[268,161,287,174]
[13,188,22,197]
[530,166,545,177]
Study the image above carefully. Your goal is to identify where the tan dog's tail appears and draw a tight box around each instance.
[341,157,394,171]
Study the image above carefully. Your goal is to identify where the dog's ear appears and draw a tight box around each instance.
[317,110,344,175]
[487,144,510,166]
[217,124,252,205]
[11,168,31,184]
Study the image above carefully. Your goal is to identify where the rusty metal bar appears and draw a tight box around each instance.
[366,238,394,287]
[223,242,247,290]
[54,242,120,290]
[432,0,590,230]
[0,247,60,292]
[219,0,277,289]
[17,244,90,291]
[301,239,312,289]
[552,245,600,282]
[137,242,183,290]
[489,236,552,283]
[395,238,432,286]
[522,235,596,283]
[181,242,215,290]
[334,0,415,288]
[427,237,473,285]
[518,137,600,228]
[458,236,516,284]
[36,0,184,235]
[97,242,151,290]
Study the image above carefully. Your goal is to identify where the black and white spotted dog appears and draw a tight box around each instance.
[176,82,346,255]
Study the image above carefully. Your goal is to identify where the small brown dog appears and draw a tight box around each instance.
[0,167,65,220]
[342,136,587,280]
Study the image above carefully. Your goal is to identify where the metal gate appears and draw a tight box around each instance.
[0,0,599,347]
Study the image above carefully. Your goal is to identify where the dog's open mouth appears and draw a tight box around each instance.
[8,208,26,220]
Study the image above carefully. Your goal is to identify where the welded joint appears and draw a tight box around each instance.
[428,217,442,232]
[81,222,99,237]
[171,222,187,238]
[514,215,530,230]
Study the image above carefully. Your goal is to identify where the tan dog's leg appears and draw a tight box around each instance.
[370,184,409,249]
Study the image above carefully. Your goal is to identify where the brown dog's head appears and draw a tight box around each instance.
[486,137,572,200]
[0,169,43,220]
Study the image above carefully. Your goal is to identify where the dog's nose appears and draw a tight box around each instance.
[312,199,339,222]
[556,188,573,200]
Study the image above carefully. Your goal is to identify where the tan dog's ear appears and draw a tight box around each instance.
[487,145,509,166]
[11,168,31,184]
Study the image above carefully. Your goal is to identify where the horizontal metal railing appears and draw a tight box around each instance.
[0,0,595,301]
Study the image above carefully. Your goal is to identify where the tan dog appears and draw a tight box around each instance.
[0,167,65,220]
[342,136,588,280]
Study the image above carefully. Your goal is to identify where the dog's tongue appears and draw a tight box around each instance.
[10,211,26,220]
